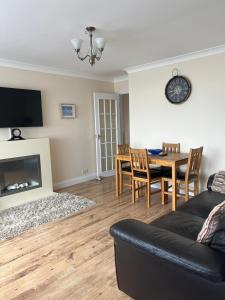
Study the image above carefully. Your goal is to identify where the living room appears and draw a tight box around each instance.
[0,1,225,299]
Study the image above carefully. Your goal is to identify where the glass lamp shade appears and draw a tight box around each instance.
[71,38,83,50]
[95,37,106,50]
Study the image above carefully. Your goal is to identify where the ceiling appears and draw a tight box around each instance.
[0,0,225,81]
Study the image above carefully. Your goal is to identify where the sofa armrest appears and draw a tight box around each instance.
[110,219,225,282]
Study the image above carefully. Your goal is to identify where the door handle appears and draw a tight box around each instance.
[95,134,102,140]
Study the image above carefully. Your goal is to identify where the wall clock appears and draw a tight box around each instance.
[165,72,191,104]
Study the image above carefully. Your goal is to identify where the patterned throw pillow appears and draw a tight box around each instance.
[211,171,225,194]
[197,200,225,245]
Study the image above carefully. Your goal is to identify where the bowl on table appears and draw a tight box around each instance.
[148,149,162,155]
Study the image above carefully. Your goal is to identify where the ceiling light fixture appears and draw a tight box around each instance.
[71,26,106,66]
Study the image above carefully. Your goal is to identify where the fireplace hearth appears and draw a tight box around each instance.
[0,155,42,197]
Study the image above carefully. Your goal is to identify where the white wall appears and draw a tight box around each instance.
[0,66,114,188]
[129,52,225,188]
[114,79,129,94]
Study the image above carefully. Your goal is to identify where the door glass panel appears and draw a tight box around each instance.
[107,143,112,157]
[111,100,115,113]
[100,114,104,129]
[100,129,105,142]
[105,101,110,114]
[111,114,116,129]
[112,129,116,142]
[112,143,116,156]
[101,143,106,158]
[101,158,106,172]
[106,129,111,142]
[107,157,112,170]
[99,99,104,114]
[106,114,110,129]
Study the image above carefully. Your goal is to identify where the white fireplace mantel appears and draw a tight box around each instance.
[0,138,54,210]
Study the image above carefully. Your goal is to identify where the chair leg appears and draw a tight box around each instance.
[161,179,169,205]
[185,182,189,202]
[147,183,151,208]
[132,179,135,204]
[135,182,139,200]
[120,173,123,194]
[194,179,199,196]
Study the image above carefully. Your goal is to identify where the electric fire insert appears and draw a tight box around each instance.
[0,155,42,197]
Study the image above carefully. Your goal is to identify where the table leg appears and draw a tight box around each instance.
[119,161,122,194]
[172,162,177,211]
[115,157,120,197]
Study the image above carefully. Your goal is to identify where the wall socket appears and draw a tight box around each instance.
[81,168,89,175]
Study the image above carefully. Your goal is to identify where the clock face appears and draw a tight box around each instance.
[165,76,191,104]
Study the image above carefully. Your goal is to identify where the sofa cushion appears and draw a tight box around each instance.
[197,200,225,244]
[178,191,225,219]
[151,211,205,240]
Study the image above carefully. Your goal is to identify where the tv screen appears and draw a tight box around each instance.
[0,87,43,128]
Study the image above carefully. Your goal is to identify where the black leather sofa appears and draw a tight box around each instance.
[110,175,225,300]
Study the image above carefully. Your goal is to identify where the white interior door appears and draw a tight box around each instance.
[94,93,120,178]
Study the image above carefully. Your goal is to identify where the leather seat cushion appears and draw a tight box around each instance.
[133,169,162,179]
[151,166,171,176]
[151,211,205,240]
[176,171,195,180]
[122,165,131,173]
[162,170,195,180]
[178,191,225,219]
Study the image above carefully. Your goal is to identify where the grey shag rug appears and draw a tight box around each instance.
[0,193,95,240]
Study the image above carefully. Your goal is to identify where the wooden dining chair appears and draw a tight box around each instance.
[130,148,162,208]
[161,147,203,206]
[160,142,181,175]
[117,144,130,155]
[117,144,132,193]
[162,142,180,153]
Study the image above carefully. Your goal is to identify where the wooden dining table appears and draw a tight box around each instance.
[115,152,189,211]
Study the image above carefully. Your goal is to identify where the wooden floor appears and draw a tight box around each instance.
[0,176,173,300]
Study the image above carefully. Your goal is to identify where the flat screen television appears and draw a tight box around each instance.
[0,87,43,128]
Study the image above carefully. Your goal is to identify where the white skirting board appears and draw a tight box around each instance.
[54,170,116,190]
[54,173,97,190]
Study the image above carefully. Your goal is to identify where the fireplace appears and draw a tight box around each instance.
[0,155,42,197]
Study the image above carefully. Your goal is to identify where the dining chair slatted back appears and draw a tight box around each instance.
[130,149,149,178]
[185,147,203,181]
[162,142,180,153]
[117,144,130,155]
